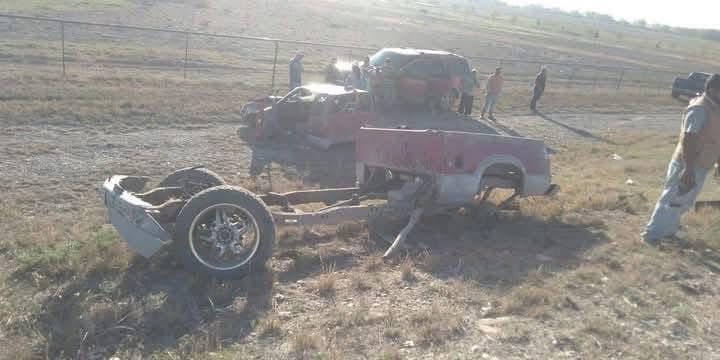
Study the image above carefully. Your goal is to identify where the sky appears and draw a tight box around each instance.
[502,0,719,30]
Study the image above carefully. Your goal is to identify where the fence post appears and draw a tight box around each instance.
[183,32,189,79]
[60,21,66,78]
[270,40,279,92]
[616,70,625,90]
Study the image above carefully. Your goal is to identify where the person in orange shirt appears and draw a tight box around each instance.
[481,67,503,121]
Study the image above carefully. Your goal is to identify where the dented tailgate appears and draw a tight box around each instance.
[102,176,171,257]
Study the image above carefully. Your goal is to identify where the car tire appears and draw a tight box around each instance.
[159,167,226,197]
[174,186,275,279]
[242,113,258,128]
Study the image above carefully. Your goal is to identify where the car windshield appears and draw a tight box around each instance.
[689,73,710,81]
[282,87,314,103]
[447,56,471,76]
[404,59,447,78]
[311,93,371,115]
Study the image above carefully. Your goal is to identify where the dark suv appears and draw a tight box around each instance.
[672,72,711,99]
[368,48,471,108]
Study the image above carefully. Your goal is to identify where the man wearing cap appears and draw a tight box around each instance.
[481,67,503,121]
[642,74,720,245]
[289,52,304,90]
[530,67,547,112]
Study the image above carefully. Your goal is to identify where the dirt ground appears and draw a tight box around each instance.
[3,108,720,359]
[3,1,720,358]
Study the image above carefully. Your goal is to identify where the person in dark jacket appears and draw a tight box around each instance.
[347,63,367,90]
[289,51,304,90]
[530,68,547,112]
[378,58,396,110]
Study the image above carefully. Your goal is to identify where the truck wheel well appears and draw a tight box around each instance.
[479,163,524,192]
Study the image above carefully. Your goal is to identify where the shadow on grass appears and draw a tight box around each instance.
[273,227,372,284]
[412,210,608,287]
[536,111,616,144]
[38,255,273,358]
[486,119,524,138]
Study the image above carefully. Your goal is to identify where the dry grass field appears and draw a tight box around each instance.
[1,0,720,359]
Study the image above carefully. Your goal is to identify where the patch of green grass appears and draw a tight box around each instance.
[15,226,127,279]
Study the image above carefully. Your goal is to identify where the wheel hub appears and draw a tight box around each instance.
[217,226,233,243]
[189,203,261,272]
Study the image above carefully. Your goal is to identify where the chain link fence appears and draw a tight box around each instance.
[0,13,683,95]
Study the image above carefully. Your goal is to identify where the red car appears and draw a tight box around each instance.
[368,48,471,109]
[242,84,378,149]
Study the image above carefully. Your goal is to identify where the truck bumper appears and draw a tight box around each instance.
[102,175,172,258]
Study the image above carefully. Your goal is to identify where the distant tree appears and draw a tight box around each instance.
[594,29,600,38]
[595,14,615,23]
[700,29,720,42]
[656,41,661,49]
[536,19,541,27]
[634,19,647,28]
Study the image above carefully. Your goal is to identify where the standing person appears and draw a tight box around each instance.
[363,59,379,112]
[481,67,503,121]
[289,51,304,90]
[379,58,396,110]
[530,67,547,112]
[325,57,341,84]
[348,63,367,90]
[642,74,720,245]
[361,55,372,74]
[458,69,479,115]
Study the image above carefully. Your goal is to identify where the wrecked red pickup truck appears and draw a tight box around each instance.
[241,84,377,149]
[101,127,557,278]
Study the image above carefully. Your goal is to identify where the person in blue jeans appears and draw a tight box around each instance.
[642,74,720,244]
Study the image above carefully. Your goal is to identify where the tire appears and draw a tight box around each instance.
[159,167,226,197]
[242,113,258,129]
[174,186,276,278]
